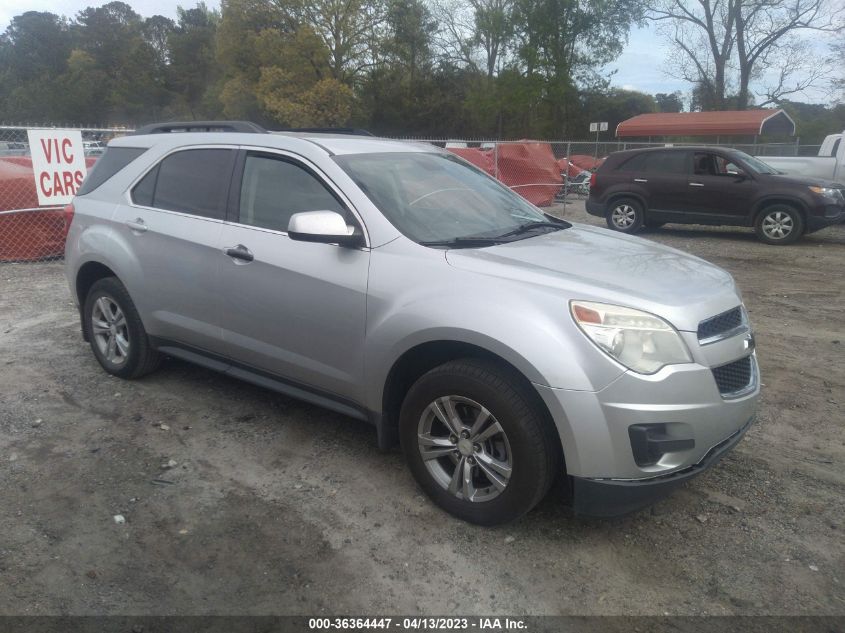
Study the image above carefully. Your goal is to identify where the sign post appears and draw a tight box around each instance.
[26,129,88,206]
[589,122,608,165]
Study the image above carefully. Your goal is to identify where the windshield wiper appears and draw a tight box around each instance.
[419,236,508,248]
[492,219,570,239]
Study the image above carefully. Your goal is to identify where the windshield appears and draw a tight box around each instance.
[334,152,550,244]
[731,150,779,175]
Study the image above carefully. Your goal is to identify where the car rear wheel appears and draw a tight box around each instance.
[399,358,561,525]
[606,198,644,233]
[83,277,161,379]
[754,204,804,245]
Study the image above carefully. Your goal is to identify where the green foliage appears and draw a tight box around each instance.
[655,91,683,113]
[0,0,836,138]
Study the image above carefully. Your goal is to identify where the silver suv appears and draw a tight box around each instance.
[65,122,759,525]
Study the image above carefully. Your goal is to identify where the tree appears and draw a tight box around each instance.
[168,4,221,118]
[511,0,641,135]
[0,12,73,121]
[647,0,844,110]
[289,0,386,81]
[655,91,684,111]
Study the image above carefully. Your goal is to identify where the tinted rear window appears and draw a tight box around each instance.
[619,151,688,174]
[77,147,147,195]
[132,148,235,219]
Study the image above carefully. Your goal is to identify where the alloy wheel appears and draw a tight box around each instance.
[761,210,794,240]
[417,395,513,503]
[91,296,130,366]
[611,204,637,229]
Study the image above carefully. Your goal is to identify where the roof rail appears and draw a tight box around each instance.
[280,127,374,136]
[132,121,268,135]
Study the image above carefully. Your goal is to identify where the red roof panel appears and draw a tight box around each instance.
[616,109,795,137]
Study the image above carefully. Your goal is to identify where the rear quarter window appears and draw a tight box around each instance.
[77,147,147,195]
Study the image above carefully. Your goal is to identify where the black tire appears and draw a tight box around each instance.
[606,198,644,233]
[754,204,804,245]
[399,358,561,525]
[83,277,161,379]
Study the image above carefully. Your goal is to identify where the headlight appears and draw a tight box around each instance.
[570,301,692,374]
[808,186,842,200]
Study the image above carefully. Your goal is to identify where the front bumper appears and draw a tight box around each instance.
[807,204,845,232]
[571,415,753,517]
[534,350,759,516]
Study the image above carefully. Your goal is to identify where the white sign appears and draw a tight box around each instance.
[590,122,609,132]
[589,122,597,132]
[27,129,88,206]
[600,122,608,132]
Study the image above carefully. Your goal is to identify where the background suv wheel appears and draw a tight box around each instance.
[83,277,161,379]
[754,204,804,245]
[399,358,561,525]
[606,198,644,233]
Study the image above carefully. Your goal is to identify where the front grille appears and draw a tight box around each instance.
[712,356,753,396]
[698,307,744,342]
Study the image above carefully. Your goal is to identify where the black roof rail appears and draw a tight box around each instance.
[279,127,374,136]
[132,121,268,135]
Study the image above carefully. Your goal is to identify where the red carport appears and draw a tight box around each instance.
[616,109,796,138]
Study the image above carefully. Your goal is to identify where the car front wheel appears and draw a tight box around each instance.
[606,198,644,233]
[399,359,561,525]
[754,204,804,245]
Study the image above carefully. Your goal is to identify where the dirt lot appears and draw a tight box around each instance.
[1,202,843,616]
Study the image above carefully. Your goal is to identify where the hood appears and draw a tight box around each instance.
[445,224,740,332]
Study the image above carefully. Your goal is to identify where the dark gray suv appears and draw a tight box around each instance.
[587,146,845,244]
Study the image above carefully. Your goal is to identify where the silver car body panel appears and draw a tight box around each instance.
[66,131,759,486]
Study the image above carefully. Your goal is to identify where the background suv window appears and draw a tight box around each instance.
[694,152,743,176]
[620,151,688,174]
[131,148,234,219]
[238,154,345,232]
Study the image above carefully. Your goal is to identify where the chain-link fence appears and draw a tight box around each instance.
[0,125,826,264]
[0,125,133,263]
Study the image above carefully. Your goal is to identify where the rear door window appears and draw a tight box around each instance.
[131,148,235,219]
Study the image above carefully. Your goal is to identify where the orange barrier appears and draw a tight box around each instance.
[447,143,562,206]
[0,156,97,261]
[558,158,586,179]
[567,154,605,172]
[489,142,562,207]
[446,147,496,176]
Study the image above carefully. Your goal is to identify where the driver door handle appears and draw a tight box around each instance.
[125,218,147,233]
[689,182,704,187]
[224,244,254,262]
[634,178,648,183]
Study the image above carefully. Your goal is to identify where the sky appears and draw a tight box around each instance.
[0,0,834,107]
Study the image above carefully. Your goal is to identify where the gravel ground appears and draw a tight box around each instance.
[0,201,843,616]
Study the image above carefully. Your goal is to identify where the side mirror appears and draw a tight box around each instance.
[287,210,363,247]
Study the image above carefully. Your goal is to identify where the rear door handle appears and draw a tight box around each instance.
[125,218,147,233]
[224,244,254,263]
[689,182,704,187]
[634,178,648,183]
